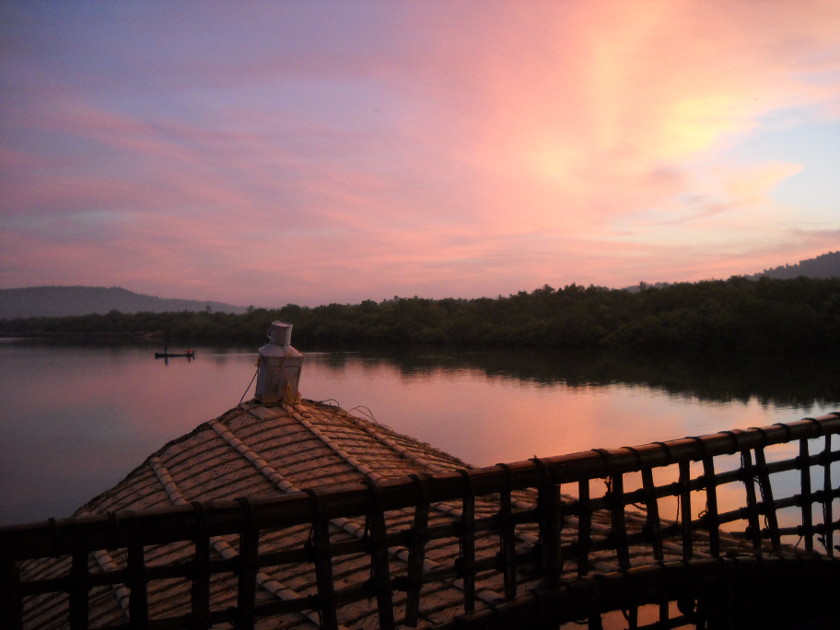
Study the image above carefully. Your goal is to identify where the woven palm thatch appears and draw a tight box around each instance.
[7,399,839,630]
[22,399,516,629]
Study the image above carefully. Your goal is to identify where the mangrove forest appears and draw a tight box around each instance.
[2,276,839,354]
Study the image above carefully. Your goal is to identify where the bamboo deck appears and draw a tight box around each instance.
[1,401,838,629]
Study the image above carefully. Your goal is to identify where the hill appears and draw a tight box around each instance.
[752,250,840,280]
[0,286,248,319]
[624,250,840,291]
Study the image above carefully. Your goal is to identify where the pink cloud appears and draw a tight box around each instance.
[2,2,839,304]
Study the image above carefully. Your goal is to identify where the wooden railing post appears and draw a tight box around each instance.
[404,474,431,627]
[69,550,90,630]
[608,471,630,571]
[127,538,150,629]
[534,458,563,586]
[798,438,814,553]
[577,478,592,577]
[189,502,211,630]
[678,461,693,560]
[235,499,259,630]
[753,443,781,553]
[497,463,518,600]
[364,479,395,629]
[740,450,763,554]
[304,489,338,630]
[458,470,476,614]
[701,455,720,557]
[640,466,664,562]
[821,434,834,558]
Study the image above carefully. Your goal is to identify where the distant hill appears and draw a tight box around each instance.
[0,286,248,319]
[751,250,840,280]
[623,250,840,291]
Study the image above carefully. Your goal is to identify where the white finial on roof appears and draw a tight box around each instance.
[254,321,304,404]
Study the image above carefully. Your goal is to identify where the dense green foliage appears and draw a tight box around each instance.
[2,276,839,353]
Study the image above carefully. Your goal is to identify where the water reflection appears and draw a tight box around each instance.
[336,347,838,409]
[300,349,838,464]
[0,341,836,526]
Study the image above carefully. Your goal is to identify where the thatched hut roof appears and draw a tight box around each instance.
[16,397,816,629]
[20,399,511,628]
[16,398,635,628]
[77,398,474,518]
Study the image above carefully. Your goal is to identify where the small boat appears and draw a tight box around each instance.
[154,350,195,359]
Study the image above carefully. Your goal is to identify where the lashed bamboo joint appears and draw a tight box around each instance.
[1,402,838,629]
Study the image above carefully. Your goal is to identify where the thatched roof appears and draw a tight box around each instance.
[77,399,474,517]
[15,398,770,629]
[21,399,508,628]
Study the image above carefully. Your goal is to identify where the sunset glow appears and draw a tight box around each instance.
[1,1,838,306]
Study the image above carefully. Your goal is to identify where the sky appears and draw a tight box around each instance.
[1,1,839,307]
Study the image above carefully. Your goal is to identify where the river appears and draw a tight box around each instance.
[1,339,837,525]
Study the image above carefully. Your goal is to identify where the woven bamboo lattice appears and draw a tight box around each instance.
[1,404,838,630]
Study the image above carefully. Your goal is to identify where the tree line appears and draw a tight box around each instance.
[2,276,839,354]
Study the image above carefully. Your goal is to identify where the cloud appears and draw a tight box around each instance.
[721,162,805,204]
[2,1,839,303]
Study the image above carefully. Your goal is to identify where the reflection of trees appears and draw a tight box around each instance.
[342,348,839,410]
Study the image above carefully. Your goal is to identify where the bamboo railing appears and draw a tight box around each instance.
[2,412,839,629]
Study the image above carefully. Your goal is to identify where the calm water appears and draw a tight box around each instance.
[1,340,837,526]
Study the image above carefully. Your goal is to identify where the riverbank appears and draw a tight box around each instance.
[3,276,839,354]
